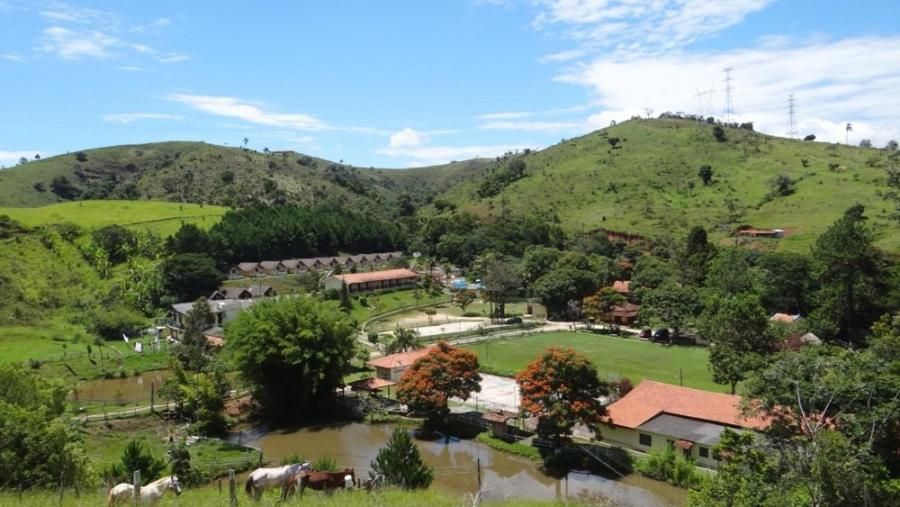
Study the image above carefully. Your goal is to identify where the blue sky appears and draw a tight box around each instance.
[1,0,899,168]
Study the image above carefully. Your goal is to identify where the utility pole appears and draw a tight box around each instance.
[722,67,735,123]
[787,94,798,138]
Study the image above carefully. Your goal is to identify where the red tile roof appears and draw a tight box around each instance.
[367,348,431,369]
[336,268,419,285]
[348,377,395,392]
[770,313,800,323]
[612,280,631,293]
[612,302,640,318]
[605,380,768,430]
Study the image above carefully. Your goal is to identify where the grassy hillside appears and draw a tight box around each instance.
[0,200,227,236]
[0,142,492,219]
[440,119,900,252]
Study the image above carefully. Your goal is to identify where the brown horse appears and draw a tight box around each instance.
[290,468,355,496]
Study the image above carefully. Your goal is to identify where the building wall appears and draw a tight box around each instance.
[602,425,720,469]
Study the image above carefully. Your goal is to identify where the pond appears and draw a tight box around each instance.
[234,422,686,506]
[72,370,173,402]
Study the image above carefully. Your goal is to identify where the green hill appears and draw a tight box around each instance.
[438,118,900,252]
[0,141,492,218]
[0,200,227,236]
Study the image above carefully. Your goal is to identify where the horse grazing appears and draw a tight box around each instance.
[292,468,355,496]
[107,476,182,506]
[245,462,310,501]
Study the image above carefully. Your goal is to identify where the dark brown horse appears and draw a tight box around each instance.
[289,468,355,496]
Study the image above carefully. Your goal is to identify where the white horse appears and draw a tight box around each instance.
[245,462,310,501]
[107,475,182,506]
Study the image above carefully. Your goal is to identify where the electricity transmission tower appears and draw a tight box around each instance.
[786,94,799,138]
[722,67,735,122]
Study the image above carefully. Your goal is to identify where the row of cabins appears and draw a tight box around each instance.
[356,347,767,469]
[324,268,419,294]
[229,251,405,279]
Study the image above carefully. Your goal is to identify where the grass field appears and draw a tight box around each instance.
[465,332,721,392]
[0,488,590,507]
[0,200,227,235]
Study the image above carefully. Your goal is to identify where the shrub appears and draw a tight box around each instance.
[312,456,338,472]
[712,126,726,142]
[370,428,433,489]
[89,305,146,341]
[635,446,701,488]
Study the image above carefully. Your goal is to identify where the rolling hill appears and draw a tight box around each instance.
[0,141,493,218]
[437,119,900,252]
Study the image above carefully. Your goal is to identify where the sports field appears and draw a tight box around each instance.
[464,331,722,393]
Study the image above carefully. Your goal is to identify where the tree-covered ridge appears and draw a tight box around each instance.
[207,205,406,264]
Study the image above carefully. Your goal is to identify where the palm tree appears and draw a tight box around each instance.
[386,325,422,354]
[845,123,853,145]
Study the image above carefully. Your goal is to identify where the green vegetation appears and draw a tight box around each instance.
[0,200,226,236]
[0,488,594,507]
[476,433,542,461]
[635,446,702,489]
[370,428,434,490]
[437,119,900,252]
[0,141,491,218]
[466,332,719,392]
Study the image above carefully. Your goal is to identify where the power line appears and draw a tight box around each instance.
[787,94,799,138]
[722,67,735,122]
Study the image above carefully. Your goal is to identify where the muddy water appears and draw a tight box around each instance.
[237,423,686,506]
[72,371,173,402]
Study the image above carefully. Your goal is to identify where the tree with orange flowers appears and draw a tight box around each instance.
[396,341,481,426]
[516,347,608,446]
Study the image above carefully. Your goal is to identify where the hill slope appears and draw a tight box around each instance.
[0,141,492,218]
[440,119,900,252]
[0,200,227,236]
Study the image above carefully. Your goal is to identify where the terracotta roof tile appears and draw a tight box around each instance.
[367,348,430,369]
[605,380,768,430]
[337,268,419,285]
[612,280,631,293]
[348,377,395,391]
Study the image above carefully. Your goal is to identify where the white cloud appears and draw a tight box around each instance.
[118,65,145,72]
[0,150,44,168]
[480,120,581,132]
[168,94,330,131]
[533,0,774,55]
[478,111,534,120]
[558,36,900,144]
[102,113,183,124]
[156,53,189,63]
[130,17,171,33]
[40,26,117,59]
[389,128,428,148]
[40,3,118,26]
[379,127,531,165]
[2,53,26,62]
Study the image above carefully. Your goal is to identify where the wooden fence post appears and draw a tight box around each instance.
[229,469,237,506]
[132,470,141,506]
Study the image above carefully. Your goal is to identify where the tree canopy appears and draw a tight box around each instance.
[227,296,356,417]
[397,341,481,425]
[516,347,608,445]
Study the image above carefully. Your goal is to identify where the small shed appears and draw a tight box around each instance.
[348,377,396,397]
[481,410,518,439]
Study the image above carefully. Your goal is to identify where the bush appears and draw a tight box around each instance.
[635,446,701,488]
[104,440,166,485]
[89,305,146,341]
[712,126,726,142]
[312,456,338,472]
[91,225,137,264]
[370,428,433,489]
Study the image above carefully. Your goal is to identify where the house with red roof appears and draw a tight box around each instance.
[367,348,431,383]
[324,268,419,294]
[603,380,768,469]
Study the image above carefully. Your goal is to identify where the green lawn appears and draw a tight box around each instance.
[0,200,227,235]
[465,332,722,393]
[349,288,431,325]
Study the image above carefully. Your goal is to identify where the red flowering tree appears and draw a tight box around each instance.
[515,347,609,446]
[397,341,481,426]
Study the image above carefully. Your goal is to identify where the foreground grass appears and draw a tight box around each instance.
[0,487,599,507]
[0,200,227,235]
[465,332,720,392]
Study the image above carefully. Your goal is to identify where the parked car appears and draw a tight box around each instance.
[652,328,670,341]
[639,328,652,339]
[504,316,523,325]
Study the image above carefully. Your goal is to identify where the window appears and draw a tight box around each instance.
[699,446,709,458]
[639,433,652,446]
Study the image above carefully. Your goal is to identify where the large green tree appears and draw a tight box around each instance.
[809,206,889,345]
[174,297,214,370]
[160,253,224,303]
[640,283,701,343]
[227,297,356,417]
[698,294,772,394]
[481,253,522,319]
[530,251,608,318]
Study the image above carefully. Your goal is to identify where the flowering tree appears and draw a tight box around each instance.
[397,341,481,425]
[516,347,609,446]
